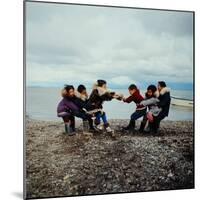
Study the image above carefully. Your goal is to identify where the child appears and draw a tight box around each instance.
[57,85,94,135]
[75,84,88,102]
[74,84,91,111]
[149,81,171,133]
[139,85,161,132]
[87,80,121,133]
[57,86,77,136]
[122,84,146,132]
[74,84,107,131]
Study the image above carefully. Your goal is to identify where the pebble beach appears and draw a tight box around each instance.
[25,119,194,199]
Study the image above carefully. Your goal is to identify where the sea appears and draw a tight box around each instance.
[26,87,193,121]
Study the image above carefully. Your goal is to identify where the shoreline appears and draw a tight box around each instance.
[25,119,194,198]
[26,116,193,123]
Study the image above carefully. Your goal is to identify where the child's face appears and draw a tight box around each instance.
[147,90,153,97]
[68,89,75,97]
[81,89,88,97]
[129,89,136,95]
[102,84,107,89]
[157,84,162,92]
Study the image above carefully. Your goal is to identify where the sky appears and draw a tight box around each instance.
[26,2,193,90]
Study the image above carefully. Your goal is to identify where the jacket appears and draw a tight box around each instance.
[87,86,113,109]
[57,97,79,117]
[140,97,161,116]
[157,87,171,117]
[123,89,146,110]
[73,91,95,111]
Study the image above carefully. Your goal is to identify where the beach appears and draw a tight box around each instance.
[25,118,194,199]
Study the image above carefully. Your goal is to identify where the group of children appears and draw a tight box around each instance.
[57,80,171,136]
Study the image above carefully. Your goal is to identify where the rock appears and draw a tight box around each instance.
[167,172,174,178]
[26,119,194,198]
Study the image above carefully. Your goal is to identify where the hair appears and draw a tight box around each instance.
[77,84,86,93]
[158,81,167,88]
[128,84,137,90]
[64,85,74,92]
[97,79,107,87]
[147,85,157,93]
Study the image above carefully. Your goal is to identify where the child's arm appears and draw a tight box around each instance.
[140,97,159,106]
[123,95,134,103]
[100,92,114,101]
[113,93,124,101]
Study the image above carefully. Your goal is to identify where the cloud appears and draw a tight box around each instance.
[110,76,137,86]
[26,2,193,88]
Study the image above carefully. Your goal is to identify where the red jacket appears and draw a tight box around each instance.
[123,89,146,110]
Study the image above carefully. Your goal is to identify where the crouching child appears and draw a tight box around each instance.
[57,85,94,135]
[139,85,161,133]
[149,81,171,134]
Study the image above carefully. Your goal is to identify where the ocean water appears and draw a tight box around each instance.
[26,87,193,121]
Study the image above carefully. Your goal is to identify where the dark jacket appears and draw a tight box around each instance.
[70,96,88,110]
[123,89,146,110]
[157,87,171,117]
[73,91,92,110]
[87,88,113,110]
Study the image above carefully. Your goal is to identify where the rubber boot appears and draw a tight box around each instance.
[83,120,89,133]
[122,119,135,133]
[149,122,158,135]
[70,117,76,132]
[88,118,96,132]
[65,123,75,136]
[139,121,146,133]
[129,119,136,133]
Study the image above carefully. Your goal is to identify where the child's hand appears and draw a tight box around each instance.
[118,94,124,101]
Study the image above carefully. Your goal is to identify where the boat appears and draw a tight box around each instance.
[171,96,193,108]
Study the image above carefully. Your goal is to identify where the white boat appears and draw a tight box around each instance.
[171,96,193,108]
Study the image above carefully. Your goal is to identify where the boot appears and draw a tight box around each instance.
[139,121,146,133]
[149,122,158,135]
[70,117,76,132]
[82,120,89,133]
[122,119,135,132]
[88,118,97,132]
[129,119,136,133]
[65,123,75,136]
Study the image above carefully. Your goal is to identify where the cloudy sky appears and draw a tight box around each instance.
[26,2,193,89]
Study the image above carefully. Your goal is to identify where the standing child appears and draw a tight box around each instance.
[122,84,146,132]
[87,80,119,133]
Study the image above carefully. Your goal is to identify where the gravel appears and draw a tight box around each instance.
[25,119,194,199]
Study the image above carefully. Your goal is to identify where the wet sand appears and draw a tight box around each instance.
[25,119,194,199]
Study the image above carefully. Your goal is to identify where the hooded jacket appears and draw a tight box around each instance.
[87,85,114,109]
[73,90,95,111]
[123,89,146,110]
[140,91,161,116]
[57,97,79,117]
[157,87,171,117]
